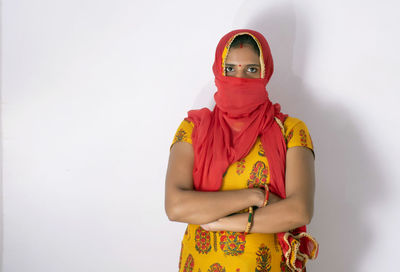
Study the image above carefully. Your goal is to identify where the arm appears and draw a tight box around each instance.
[201,146,315,233]
[165,141,265,225]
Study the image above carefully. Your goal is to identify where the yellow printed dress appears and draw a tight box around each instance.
[171,117,314,272]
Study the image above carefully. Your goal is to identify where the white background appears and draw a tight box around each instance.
[2,0,400,271]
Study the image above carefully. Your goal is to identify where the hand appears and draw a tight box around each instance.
[200,218,223,232]
[201,213,248,232]
[251,187,283,207]
[251,188,266,208]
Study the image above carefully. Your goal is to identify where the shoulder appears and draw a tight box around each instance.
[284,116,307,131]
[170,107,213,148]
[170,119,194,148]
[283,116,315,156]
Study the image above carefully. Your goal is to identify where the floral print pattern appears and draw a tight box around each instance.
[213,232,218,252]
[236,159,246,175]
[174,129,188,144]
[287,129,294,143]
[183,254,194,272]
[256,244,272,272]
[258,143,265,157]
[219,231,246,256]
[179,243,184,270]
[207,263,226,272]
[195,227,212,254]
[299,129,307,146]
[247,161,269,188]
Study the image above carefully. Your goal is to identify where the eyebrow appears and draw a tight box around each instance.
[225,63,260,66]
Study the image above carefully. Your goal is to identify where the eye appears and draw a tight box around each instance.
[225,66,234,73]
[247,67,258,73]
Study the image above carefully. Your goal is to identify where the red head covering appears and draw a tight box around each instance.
[187,29,287,194]
[185,29,318,270]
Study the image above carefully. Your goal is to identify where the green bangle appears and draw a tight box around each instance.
[244,206,254,234]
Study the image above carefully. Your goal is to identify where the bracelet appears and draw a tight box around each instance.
[262,188,270,207]
[244,206,254,235]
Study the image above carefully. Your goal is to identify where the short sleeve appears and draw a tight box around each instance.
[284,117,315,157]
[170,119,194,148]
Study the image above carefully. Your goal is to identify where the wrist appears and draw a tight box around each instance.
[262,189,269,207]
[228,213,250,232]
[244,206,254,234]
[249,188,264,207]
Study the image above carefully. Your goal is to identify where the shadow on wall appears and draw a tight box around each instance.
[243,2,384,272]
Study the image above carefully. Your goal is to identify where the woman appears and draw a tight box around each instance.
[165,29,318,272]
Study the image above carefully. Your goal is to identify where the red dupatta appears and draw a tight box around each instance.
[186,29,318,271]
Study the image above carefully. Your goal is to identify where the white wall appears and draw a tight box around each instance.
[2,0,400,271]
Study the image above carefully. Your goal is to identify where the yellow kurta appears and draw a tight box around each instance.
[171,116,314,272]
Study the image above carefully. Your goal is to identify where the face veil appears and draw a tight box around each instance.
[187,29,287,194]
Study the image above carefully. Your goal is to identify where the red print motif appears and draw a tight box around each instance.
[195,227,211,254]
[213,232,218,252]
[287,129,294,143]
[255,244,272,272]
[247,161,269,188]
[179,243,184,270]
[299,129,307,146]
[219,231,246,256]
[258,143,265,157]
[207,263,226,272]
[174,129,188,143]
[183,254,194,272]
[236,159,246,175]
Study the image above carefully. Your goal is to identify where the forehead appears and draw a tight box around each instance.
[225,46,260,63]
[221,32,265,77]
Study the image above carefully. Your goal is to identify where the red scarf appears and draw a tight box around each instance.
[187,29,288,194]
[186,29,318,270]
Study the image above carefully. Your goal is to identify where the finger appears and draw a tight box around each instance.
[200,224,210,231]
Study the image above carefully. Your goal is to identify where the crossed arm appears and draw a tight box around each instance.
[164,141,315,233]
